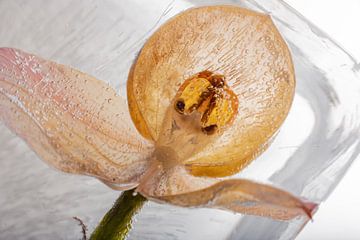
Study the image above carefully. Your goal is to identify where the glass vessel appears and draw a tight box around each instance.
[0,0,359,239]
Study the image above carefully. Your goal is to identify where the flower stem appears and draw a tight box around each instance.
[90,189,147,240]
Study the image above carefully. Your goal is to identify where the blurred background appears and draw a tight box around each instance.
[285,1,360,239]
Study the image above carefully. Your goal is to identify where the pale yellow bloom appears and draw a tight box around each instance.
[0,6,316,221]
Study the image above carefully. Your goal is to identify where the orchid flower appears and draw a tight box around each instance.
[0,5,316,237]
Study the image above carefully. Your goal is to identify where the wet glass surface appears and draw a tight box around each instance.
[0,0,359,239]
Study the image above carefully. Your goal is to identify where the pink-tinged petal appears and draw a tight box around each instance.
[0,48,154,189]
[137,164,317,221]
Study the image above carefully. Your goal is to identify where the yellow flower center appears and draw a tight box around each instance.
[174,70,238,135]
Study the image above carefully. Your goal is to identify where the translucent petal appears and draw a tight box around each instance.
[128,6,295,177]
[127,63,153,140]
[137,165,316,221]
[0,48,153,189]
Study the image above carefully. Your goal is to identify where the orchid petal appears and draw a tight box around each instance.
[128,6,295,177]
[137,165,316,221]
[127,63,153,140]
[0,48,153,189]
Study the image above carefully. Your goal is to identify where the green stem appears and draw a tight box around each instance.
[90,189,147,240]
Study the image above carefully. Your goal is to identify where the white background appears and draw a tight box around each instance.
[285,1,360,239]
